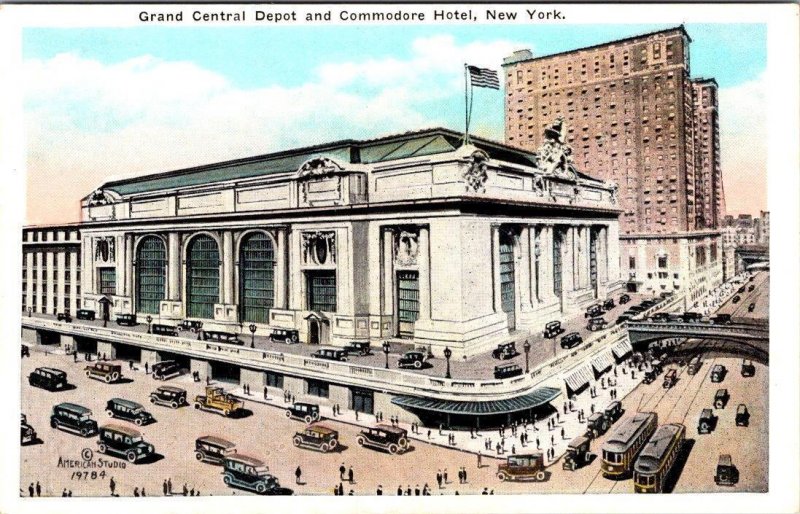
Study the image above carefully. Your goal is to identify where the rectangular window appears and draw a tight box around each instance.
[266,371,283,389]
[307,271,336,312]
[629,256,636,270]
[658,256,668,269]
[351,388,374,415]
[307,379,329,398]
[99,267,116,295]
[397,271,419,323]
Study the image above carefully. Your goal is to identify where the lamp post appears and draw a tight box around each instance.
[196,321,203,341]
[382,341,391,369]
[249,324,257,348]
[444,346,452,379]
[27,307,32,318]
[523,339,531,373]
[146,315,152,334]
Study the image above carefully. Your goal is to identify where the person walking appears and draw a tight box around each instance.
[36,481,41,497]
[162,480,168,496]
[109,477,116,496]
[443,468,448,484]
[376,485,383,495]
[28,483,34,497]
[536,437,540,449]
[167,478,173,495]
[477,451,482,468]
[397,485,403,496]
[462,467,467,484]
[134,487,140,497]
[339,463,346,481]
[295,466,302,485]
[348,466,354,484]
[436,471,442,489]
[338,483,344,496]
[561,427,565,440]
[141,488,146,497]
[182,483,188,496]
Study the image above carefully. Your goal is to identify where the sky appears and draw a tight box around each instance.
[22,23,767,224]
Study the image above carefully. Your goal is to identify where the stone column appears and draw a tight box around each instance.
[519,226,532,311]
[606,222,621,282]
[598,226,609,284]
[125,235,134,297]
[168,233,181,300]
[583,226,591,289]
[274,229,287,309]
[491,225,502,312]
[562,227,575,293]
[222,231,234,304]
[115,234,125,295]
[418,226,431,321]
[539,226,554,301]
[382,229,394,318]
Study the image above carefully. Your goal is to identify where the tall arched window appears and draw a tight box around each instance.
[136,236,166,314]
[187,235,219,319]
[239,232,275,323]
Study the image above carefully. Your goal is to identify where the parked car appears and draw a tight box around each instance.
[584,304,603,318]
[151,360,184,381]
[149,386,188,409]
[663,368,678,389]
[714,389,730,409]
[222,454,280,494]
[711,364,727,383]
[619,294,631,304]
[585,412,609,439]
[356,424,409,454]
[741,359,756,377]
[562,436,591,471]
[681,311,703,323]
[649,312,671,323]
[735,404,750,427]
[97,424,155,463]
[293,424,339,452]
[732,295,741,304]
[398,351,427,369]
[75,309,96,321]
[311,347,348,362]
[560,332,583,350]
[203,331,242,345]
[56,312,73,323]
[195,436,236,465]
[615,315,631,325]
[269,328,299,344]
[747,284,755,292]
[494,363,523,380]
[151,324,179,337]
[710,314,732,325]
[698,409,717,434]
[21,414,37,445]
[28,367,68,391]
[492,342,517,360]
[105,398,155,426]
[687,356,702,375]
[748,302,756,312]
[639,300,657,309]
[285,402,320,424]
[586,317,607,331]
[115,313,137,326]
[345,341,371,356]
[497,453,546,482]
[627,305,646,314]
[602,298,615,310]
[85,362,122,384]
[50,403,98,437]
[642,369,657,385]
[194,387,244,417]
[604,401,623,424]
[178,319,203,332]
[543,320,564,338]
[714,454,739,486]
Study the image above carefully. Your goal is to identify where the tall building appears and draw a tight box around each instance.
[757,210,770,245]
[502,26,723,299]
[22,225,82,316]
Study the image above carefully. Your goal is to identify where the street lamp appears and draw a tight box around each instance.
[382,341,391,369]
[27,307,32,318]
[146,315,153,334]
[249,323,257,348]
[444,346,452,379]
[196,321,203,341]
[523,339,531,373]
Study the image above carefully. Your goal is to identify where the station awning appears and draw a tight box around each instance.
[591,351,615,374]
[564,365,593,392]
[612,340,633,360]
[390,387,561,416]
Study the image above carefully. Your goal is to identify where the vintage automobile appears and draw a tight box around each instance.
[494,363,523,380]
[149,386,188,409]
[735,404,750,427]
[741,359,756,377]
[203,331,242,345]
[56,312,73,323]
[681,312,703,323]
[562,436,591,471]
[627,305,647,314]
[21,414,37,445]
[345,341,372,356]
[698,409,717,435]
[662,369,678,389]
[222,454,281,494]
[50,403,98,437]
[619,294,631,304]
[151,324,179,337]
[602,298,615,310]
[543,320,565,338]
[356,424,409,454]
[587,317,608,332]
[76,309,96,321]
[151,360,184,381]
[105,398,155,426]
[177,319,204,332]
[604,401,623,424]
[687,356,703,375]
[737,285,746,294]
[497,453,546,482]
[115,313,137,326]
[714,454,740,486]
[710,314,732,325]
[732,295,741,304]
[285,402,320,423]
[311,347,348,362]
[585,412,610,439]
[747,284,755,292]
[492,342,517,360]
[97,424,155,463]
[748,302,756,312]
[584,304,603,318]
[85,362,122,383]
[642,369,657,385]
[615,314,632,325]
[639,299,657,309]
[560,332,583,350]
[398,351,427,369]
[649,312,671,323]
[195,435,236,465]
[28,367,68,391]
[293,424,339,452]
[714,389,730,409]
[711,364,727,383]
[269,328,300,344]
[194,387,244,417]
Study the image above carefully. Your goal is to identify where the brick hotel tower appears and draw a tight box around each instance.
[502,26,724,300]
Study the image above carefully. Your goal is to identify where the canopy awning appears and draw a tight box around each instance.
[612,340,633,360]
[390,387,561,416]
[591,351,615,375]
[564,365,593,392]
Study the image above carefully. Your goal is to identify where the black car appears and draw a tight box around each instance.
[28,367,68,391]
[627,305,646,313]
[105,398,155,426]
[732,295,741,304]
[681,311,703,323]
[748,303,756,312]
[151,324,179,337]
[543,320,564,338]
[345,341,371,356]
[714,389,730,409]
[698,409,717,434]
[151,360,184,381]
[21,414,37,445]
[269,328,300,344]
[741,359,756,377]
[602,299,615,310]
[584,304,603,318]
[76,309,96,321]
[56,312,73,323]
[149,386,188,409]
[310,347,348,362]
[356,425,409,454]
[735,404,750,427]
[50,403,98,437]
[178,319,204,332]
[715,455,739,486]
[116,313,137,326]
[203,331,242,345]
[615,315,631,325]
[21,344,30,358]
[649,312,671,322]
[639,300,657,309]
[560,332,583,349]
[492,342,517,360]
[398,351,427,369]
[494,363,523,379]
[285,402,320,424]
[619,294,631,304]
[97,424,155,463]
[747,284,755,292]
[586,317,607,331]
[222,454,280,494]
[710,314,732,325]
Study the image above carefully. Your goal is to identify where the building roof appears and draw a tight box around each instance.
[603,412,657,452]
[55,403,92,414]
[109,398,144,409]
[95,127,602,197]
[634,424,684,473]
[101,423,142,437]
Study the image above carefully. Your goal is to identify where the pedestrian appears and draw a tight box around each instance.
[168,478,172,495]
[182,483,188,496]
[333,485,339,496]
[163,480,168,496]
[141,488,146,497]
[348,466,354,483]
[436,471,442,489]
[415,485,420,496]
[36,481,41,497]
[536,437,540,449]
[462,467,467,484]
[439,423,444,435]
[591,403,595,414]
[348,490,354,496]
[482,488,488,495]
[563,402,567,414]
[551,434,554,446]
[406,485,411,496]
[427,429,431,440]
[477,451,482,468]
[295,466,302,484]
[68,490,73,497]
[561,427,565,440]
[512,444,516,455]
[339,463,346,481]
[355,410,359,421]
[496,442,501,455]
[377,485,383,495]
[134,487,139,497]
[397,485,403,496]
[556,412,560,423]
[190,489,195,497]
[339,483,344,496]
[62,489,67,497]
[144,361,149,374]
[73,352,78,363]
[263,386,268,399]
[457,468,463,484]
[109,476,116,496]
[129,360,134,370]
[28,483,34,497]
[443,468,448,484]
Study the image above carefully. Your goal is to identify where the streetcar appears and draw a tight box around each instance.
[632,423,686,493]
[600,412,658,478]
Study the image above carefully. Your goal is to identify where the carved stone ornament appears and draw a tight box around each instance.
[94,237,115,263]
[394,229,419,267]
[532,173,548,196]
[87,189,114,207]
[301,231,336,265]
[605,181,619,205]
[463,150,490,193]
[297,157,344,178]
[536,117,577,181]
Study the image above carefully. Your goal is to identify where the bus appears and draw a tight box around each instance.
[633,423,686,493]
[600,412,658,478]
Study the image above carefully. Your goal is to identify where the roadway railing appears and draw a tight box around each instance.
[627,321,769,340]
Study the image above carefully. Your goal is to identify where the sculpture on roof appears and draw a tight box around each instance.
[87,189,114,207]
[297,157,344,178]
[537,117,577,181]
[463,149,490,193]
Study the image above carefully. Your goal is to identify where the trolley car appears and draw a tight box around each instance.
[633,423,686,493]
[600,412,658,478]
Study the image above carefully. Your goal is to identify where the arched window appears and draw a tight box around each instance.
[187,235,219,319]
[136,236,166,314]
[239,232,275,323]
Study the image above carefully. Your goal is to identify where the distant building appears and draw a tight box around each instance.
[22,225,82,316]
[757,210,769,245]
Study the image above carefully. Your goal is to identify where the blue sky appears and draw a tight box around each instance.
[23,23,767,223]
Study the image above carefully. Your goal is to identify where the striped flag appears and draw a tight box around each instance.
[467,65,500,90]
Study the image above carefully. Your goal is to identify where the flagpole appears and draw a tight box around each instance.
[464,64,470,146]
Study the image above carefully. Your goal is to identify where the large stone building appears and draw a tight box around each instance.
[501,26,723,297]
[21,225,82,316]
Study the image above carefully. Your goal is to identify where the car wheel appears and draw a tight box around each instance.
[134,418,144,426]
[497,472,508,481]
[328,439,338,450]
[414,360,422,369]
[388,444,398,455]
[170,401,178,409]
[255,482,267,494]
[50,419,58,429]
[223,474,232,485]
[194,403,201,410]
[398,437,408,449]
[222,409,230,417]
[112,372,119,382]
[98,443,107,454]
[302,415,311,424]
[293,436,303,447]
[104,375,112,383]
[700,422,709,433]
[85,371,91,377]
[536,471,546,482]
[195,451,204,461]
[356,436,365,447]
[150,397,156,404]
[320,443,329,452]
[80,427,88,436]
[106,410,114,417]
[285,410,291,418]
[126,450,138,463]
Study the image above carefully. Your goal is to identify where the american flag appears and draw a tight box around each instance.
[467,65,500,90]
